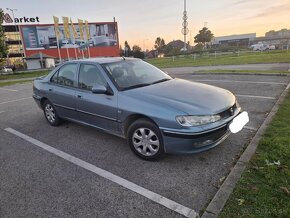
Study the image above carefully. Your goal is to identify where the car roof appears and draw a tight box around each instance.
[67,57,138,64]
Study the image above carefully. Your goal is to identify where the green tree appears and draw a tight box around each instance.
[194,27,214,49]
[154,37,165,53]
[132,45,144,59]
[124,41,132,57]
[0,8,8,66]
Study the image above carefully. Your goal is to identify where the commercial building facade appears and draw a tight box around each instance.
[4,21,120,66]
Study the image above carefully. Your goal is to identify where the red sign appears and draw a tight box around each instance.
[4,13,13,23]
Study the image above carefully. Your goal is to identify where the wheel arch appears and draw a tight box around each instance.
[123,114,159,138]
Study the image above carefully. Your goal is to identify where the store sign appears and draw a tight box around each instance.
[3,13,13,23]
[3,13,40,23]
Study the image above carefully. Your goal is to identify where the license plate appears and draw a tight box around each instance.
[229,111,249,133]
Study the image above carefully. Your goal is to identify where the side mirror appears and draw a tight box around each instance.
[92,84,113,95]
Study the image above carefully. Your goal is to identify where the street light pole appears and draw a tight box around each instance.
[6,8,24,63]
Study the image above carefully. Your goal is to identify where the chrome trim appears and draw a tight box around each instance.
[161,124,228,136]
[54,103,75,111]
[54,104,117,122]
[76,109,117,122]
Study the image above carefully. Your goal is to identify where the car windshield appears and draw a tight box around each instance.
[102,59,172,90]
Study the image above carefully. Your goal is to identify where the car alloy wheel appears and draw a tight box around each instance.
[45,103,55,123]
[43,100,62,126]
[128,119,164,160]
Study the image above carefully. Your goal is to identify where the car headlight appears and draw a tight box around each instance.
[176,114,221,127]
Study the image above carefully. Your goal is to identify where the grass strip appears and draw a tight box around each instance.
[0,80,33,87]
[198,69,290,74]
[0,70,49,80]
[219,91,290,218]
[147,51,290,68]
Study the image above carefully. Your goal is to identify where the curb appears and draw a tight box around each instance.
[201,82,290,218]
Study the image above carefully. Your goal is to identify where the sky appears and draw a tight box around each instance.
[2,0,290,50]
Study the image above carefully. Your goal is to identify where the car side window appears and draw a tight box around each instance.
[78,64,107,91]
[51,63,77,87]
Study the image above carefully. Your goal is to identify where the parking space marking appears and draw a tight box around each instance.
[194,79,286,85]
[0,87,18,92]
[0,97,32,105]
[4,127,197,218]
[236,94,276,100]
[286,83,290,90]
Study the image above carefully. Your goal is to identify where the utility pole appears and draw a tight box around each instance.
[6,8,24,63]
[181,0,188,52]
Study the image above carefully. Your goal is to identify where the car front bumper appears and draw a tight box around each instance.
[161,123,232,154]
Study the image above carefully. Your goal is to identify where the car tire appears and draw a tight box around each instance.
[127,119,164,161]
[43,100,62,126]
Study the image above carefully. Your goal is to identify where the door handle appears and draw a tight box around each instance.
[77,94,82,98]
[48,88,53,91]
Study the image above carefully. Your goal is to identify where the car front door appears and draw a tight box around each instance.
[46,63,78,119]
[75,63,118,133]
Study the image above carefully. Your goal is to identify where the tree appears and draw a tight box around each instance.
[132,45,144,59]
[0,8,8,65]
[154,37,165,53]
[194,27,214,49]
[124,41,132,57]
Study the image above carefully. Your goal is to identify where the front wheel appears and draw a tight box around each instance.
[43,100,62,126]
[127,119,164,160]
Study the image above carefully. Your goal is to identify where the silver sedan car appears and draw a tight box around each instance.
[33,57,249,160]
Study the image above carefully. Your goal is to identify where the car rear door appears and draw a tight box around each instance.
[46,63,78,119]
[75,63,118,133]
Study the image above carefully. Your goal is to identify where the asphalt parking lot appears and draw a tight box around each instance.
[1,73,290,217]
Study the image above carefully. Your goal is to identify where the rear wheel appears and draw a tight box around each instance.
[43,100,62,126]
[127,119,164,160]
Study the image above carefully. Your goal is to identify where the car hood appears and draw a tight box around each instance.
[123,78,236,115]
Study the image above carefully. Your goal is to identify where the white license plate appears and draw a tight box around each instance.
[229,111,249,133]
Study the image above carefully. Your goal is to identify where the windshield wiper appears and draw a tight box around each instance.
[151,78,171,85]
[122,83,151,91]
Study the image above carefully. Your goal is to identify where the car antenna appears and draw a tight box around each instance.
[122,56,126,60]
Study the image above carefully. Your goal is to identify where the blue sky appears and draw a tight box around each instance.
[2,0,290,50]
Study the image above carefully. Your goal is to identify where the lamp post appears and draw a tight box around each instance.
[6,8,24,63]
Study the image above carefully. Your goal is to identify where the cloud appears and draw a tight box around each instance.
[247,3,290,19]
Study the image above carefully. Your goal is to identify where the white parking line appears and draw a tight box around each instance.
[286,83,290,90]
[236,94,276,100]
[0,87,18,92]
[0,97,32,105]
[195,79,286,85]
[4,127,197,218]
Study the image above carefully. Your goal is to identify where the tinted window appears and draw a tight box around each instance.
[52,63,77,87]
[78,64,107,91]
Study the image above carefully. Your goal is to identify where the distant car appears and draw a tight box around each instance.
[33,57,249,160]
[250,43,275,51]
[1,66,13,73]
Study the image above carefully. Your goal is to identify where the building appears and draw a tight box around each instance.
[3,25,24,65]
[4,21,120,66]
[250,29,290,49]
[212,33,256,47]
[265,29,290,38]
[25,53,55,70]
